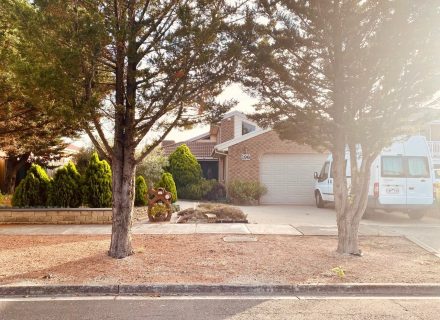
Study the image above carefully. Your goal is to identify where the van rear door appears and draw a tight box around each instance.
[406,156,433,205]
[379,156,407,206]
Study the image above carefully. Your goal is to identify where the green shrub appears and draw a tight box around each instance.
[167,144,202,189]
[203,181,227,201]
[12,164,51,207]
[48,161,82,207]
[135,176,148,206]
[82,152,112,208]
[227,180,267,205]
[179,179,223,201]
[149,203,169,219]
[155,172,177,203]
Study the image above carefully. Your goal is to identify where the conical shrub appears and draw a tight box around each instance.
[12,164,51,207]
[82,152,112,208]
[155,172,177,203]
[48,161,82,207]
[134,176,148,207]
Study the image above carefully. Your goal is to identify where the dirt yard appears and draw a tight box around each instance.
[0,235,439,286]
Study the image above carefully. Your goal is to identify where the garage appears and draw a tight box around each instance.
[259,153,327,205]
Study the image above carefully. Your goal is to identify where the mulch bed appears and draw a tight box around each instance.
[0,235,439,286]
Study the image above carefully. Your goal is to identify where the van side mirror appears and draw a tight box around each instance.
[314,172,319,180]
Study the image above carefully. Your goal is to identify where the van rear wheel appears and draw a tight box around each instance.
[315,191,324,208]
[408,211,424,220]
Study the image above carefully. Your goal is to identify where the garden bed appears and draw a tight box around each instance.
[0,235,439,286]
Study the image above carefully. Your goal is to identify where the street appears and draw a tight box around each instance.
[1,296,439,320]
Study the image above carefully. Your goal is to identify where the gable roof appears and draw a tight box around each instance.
[213,128,272,153]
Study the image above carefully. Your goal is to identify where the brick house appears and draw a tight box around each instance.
[163,111,327,205]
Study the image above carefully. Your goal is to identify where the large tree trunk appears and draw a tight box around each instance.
[109,144,136,258]
[333,144,374,255]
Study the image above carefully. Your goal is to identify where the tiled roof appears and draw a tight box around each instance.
[163,141,217,159]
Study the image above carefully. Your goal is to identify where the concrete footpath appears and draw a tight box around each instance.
[0,222,398,236]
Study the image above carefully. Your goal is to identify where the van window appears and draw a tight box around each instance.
[407,157,430,178]
[381,156,405,177]
[319,162,330,181]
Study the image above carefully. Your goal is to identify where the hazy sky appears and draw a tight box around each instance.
[165,83,258,142]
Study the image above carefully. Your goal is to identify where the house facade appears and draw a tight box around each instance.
[163,111,327,205]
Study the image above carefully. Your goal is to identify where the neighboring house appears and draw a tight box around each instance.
[421,121,440,175]
[46,143,82,177]
[163,111,327,205]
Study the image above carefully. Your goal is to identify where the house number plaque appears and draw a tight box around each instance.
[241,153,251,161]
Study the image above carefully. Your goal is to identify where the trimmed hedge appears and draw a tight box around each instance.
[82,152,112,208]
[12,164,51,207]
[155,172,177,203]
[135,176,148,206]
[48,161,82,208]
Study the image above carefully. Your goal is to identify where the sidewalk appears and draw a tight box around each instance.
[0,223,396,236]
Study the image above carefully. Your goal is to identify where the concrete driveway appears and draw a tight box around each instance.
[178,200,440,253]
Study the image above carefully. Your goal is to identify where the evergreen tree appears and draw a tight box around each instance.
[48,162,82,208]
[155,172,177,203]
[82,153,112,208]
[134,176,148,207]
[12,164,51,207]
[4,0,245,258]
[167,144,202,190]
[240,1,440,254]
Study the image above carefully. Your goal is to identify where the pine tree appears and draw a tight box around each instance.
[240,1,440,254]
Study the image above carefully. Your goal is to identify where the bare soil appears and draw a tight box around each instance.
[0,235,439,286]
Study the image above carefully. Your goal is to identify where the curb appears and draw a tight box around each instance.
[1,284,440,297]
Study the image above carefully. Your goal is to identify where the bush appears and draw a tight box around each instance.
[82,152,112,208]
[155,172,177,203]
[135,176,148,206]
[167,144,202,189]
[227,180,267,205]
[178,179,225,201]
[12,164,51,207]
[203,181,227,201]
[71,147,96,175]
[149,203,169,219]
[48,162,82,207]
[136,147,169,186]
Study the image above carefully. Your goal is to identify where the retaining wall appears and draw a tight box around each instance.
[0,208,112,224]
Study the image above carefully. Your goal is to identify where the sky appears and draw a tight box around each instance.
[165,83,259,142]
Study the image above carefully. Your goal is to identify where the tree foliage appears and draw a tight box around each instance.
[155,172,177,203]
[48,162,82,208]
[167,144,202,190]
[240,1,440,254]
[136,148,169,186]
[134,176,148,207]
[82,153,112,208]
[4,0,246,258]
[12,164,51,207]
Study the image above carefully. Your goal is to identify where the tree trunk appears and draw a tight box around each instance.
[2,156,26,194]
[109,144,136,258]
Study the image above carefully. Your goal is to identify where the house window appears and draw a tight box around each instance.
[242,122,256,135]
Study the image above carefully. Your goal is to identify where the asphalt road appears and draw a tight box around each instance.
[1,296,439,320]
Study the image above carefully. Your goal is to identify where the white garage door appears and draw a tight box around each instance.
[260,153,327,205]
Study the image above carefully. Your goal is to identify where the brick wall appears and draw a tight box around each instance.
[226,130,322,183]
[0,208,112,224]
[219,117,235,143]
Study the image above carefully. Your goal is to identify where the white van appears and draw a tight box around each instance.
[314,136,434,219]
